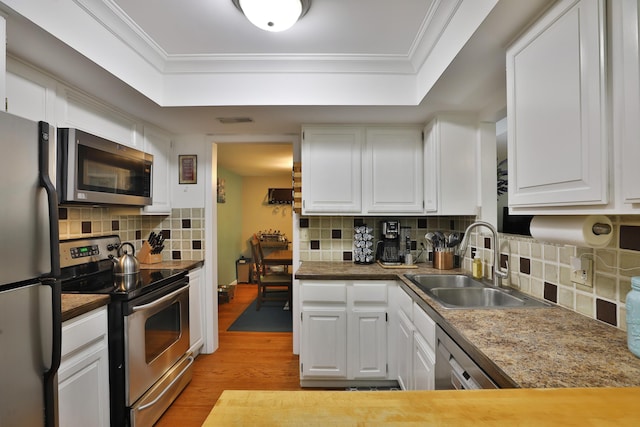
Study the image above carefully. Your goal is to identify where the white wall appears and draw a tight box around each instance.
[171,134,208,208]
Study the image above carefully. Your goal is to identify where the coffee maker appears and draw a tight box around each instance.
[376,220,401,265]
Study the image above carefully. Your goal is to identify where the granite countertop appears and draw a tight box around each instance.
[295,261,640,389]
[61,259,204,322]
[139,259,204,271]
[61,294,110,322]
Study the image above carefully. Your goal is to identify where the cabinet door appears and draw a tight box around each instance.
[506,0,607,207]
[395,310,414,390]
[348,310,387,379]
[363,128,423,213]
[618,0,640,203]
[423,121,438,212]
[423,116,477,215]
[188,267,204,356]
[143,126,172,215]
[413,332,435,390]
[59,308,110,427]
[300,309,347,378]
[6,62,56,123]
[301,127,363,214]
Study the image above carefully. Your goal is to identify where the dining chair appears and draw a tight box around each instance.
[250,237,292,311]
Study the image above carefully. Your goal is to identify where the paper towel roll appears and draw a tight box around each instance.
[529,215,613,248]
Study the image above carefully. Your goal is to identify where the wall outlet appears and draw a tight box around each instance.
[570,257,593,287]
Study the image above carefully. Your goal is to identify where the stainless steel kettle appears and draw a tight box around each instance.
[111,242,140,276]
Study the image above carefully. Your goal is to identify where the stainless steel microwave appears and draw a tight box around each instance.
[57,128,153,206]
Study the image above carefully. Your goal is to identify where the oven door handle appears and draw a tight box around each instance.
[136,355,195,411]
[131,284,189,312]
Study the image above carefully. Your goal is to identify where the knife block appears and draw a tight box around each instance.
[137,241,163,264]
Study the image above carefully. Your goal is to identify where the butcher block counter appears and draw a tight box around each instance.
[203,388,640,426]
[296,261,640,389]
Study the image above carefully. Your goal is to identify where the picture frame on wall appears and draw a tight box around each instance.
[179,155,197,184]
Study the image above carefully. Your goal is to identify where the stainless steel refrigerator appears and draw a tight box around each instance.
[0,111,61,427]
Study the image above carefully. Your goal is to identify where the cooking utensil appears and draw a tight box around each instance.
[448,232,460,248]
[425,232,436,247]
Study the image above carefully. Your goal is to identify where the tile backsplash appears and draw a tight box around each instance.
[298,216,476,262]
[299,215,640,331]
[58,207,205,261]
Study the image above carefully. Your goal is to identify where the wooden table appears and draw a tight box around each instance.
[263,249,293,266]
[202,388,640,426]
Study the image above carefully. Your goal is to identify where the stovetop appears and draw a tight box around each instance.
[59,235,187,300]
[61,264,188,300]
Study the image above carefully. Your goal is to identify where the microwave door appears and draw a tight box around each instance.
[58,128,152,206]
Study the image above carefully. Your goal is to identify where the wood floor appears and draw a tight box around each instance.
[155,284,302,427]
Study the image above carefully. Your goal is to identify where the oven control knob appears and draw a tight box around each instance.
[107,243,120,251]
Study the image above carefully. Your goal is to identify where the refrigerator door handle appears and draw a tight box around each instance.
[43,278,61,427]
[38,121,60,278]
[39,121,61,427]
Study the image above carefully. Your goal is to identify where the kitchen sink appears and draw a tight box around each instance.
[404,274,485,291]
[430,287,525,308]
[404,274,551,309]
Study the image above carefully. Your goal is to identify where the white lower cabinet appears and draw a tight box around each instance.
[412,302,436,390]
[188,267,205,356]
[58,306,110,427]
[392,287,436,391]
[299,280,391,385]
[396,310,414,390]
[301,309,348,378]
[348,309,388,379]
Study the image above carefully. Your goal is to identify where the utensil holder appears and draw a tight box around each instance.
[137,241,163,264]
[433,249,454,270]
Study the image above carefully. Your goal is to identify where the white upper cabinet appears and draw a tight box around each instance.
[142,125,172,215]
[301,126,363,214]
[301,125,423,215]
[57,86,142,149]
[6,60,57,123]
[423,115,478,216]
[363,128,423,213]
[506,0,607,208]
[616,0,640,204]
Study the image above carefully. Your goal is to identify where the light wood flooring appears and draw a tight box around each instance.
[155,284,302,426]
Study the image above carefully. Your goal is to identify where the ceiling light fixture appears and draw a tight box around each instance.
[232,0,311,32]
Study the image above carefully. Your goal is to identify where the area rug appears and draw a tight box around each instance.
[227,297,292,332]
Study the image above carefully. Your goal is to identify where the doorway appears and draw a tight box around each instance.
[215,142,294,310]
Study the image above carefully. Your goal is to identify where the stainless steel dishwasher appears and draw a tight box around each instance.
[435,326,498,389]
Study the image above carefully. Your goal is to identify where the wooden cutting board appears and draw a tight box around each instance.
[203,388,640,426]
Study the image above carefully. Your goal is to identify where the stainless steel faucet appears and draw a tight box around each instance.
[457,221,508,286]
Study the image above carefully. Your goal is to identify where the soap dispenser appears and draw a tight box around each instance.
[626,276,640,358]
[472,256,483,279]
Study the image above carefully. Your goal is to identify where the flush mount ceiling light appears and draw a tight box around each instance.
[232,0,311,32]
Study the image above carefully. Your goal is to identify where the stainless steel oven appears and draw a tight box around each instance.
[125,283,192,425]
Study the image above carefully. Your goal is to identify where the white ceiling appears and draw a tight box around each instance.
[0,0,554,175]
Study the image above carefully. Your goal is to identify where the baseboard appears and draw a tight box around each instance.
[300,379,399,389]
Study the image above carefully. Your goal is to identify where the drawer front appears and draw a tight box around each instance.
[301,282,347,304]
[413,302,436,351]
[61,307,108,359]
[349,282,388,305]
[397,287,413,321]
